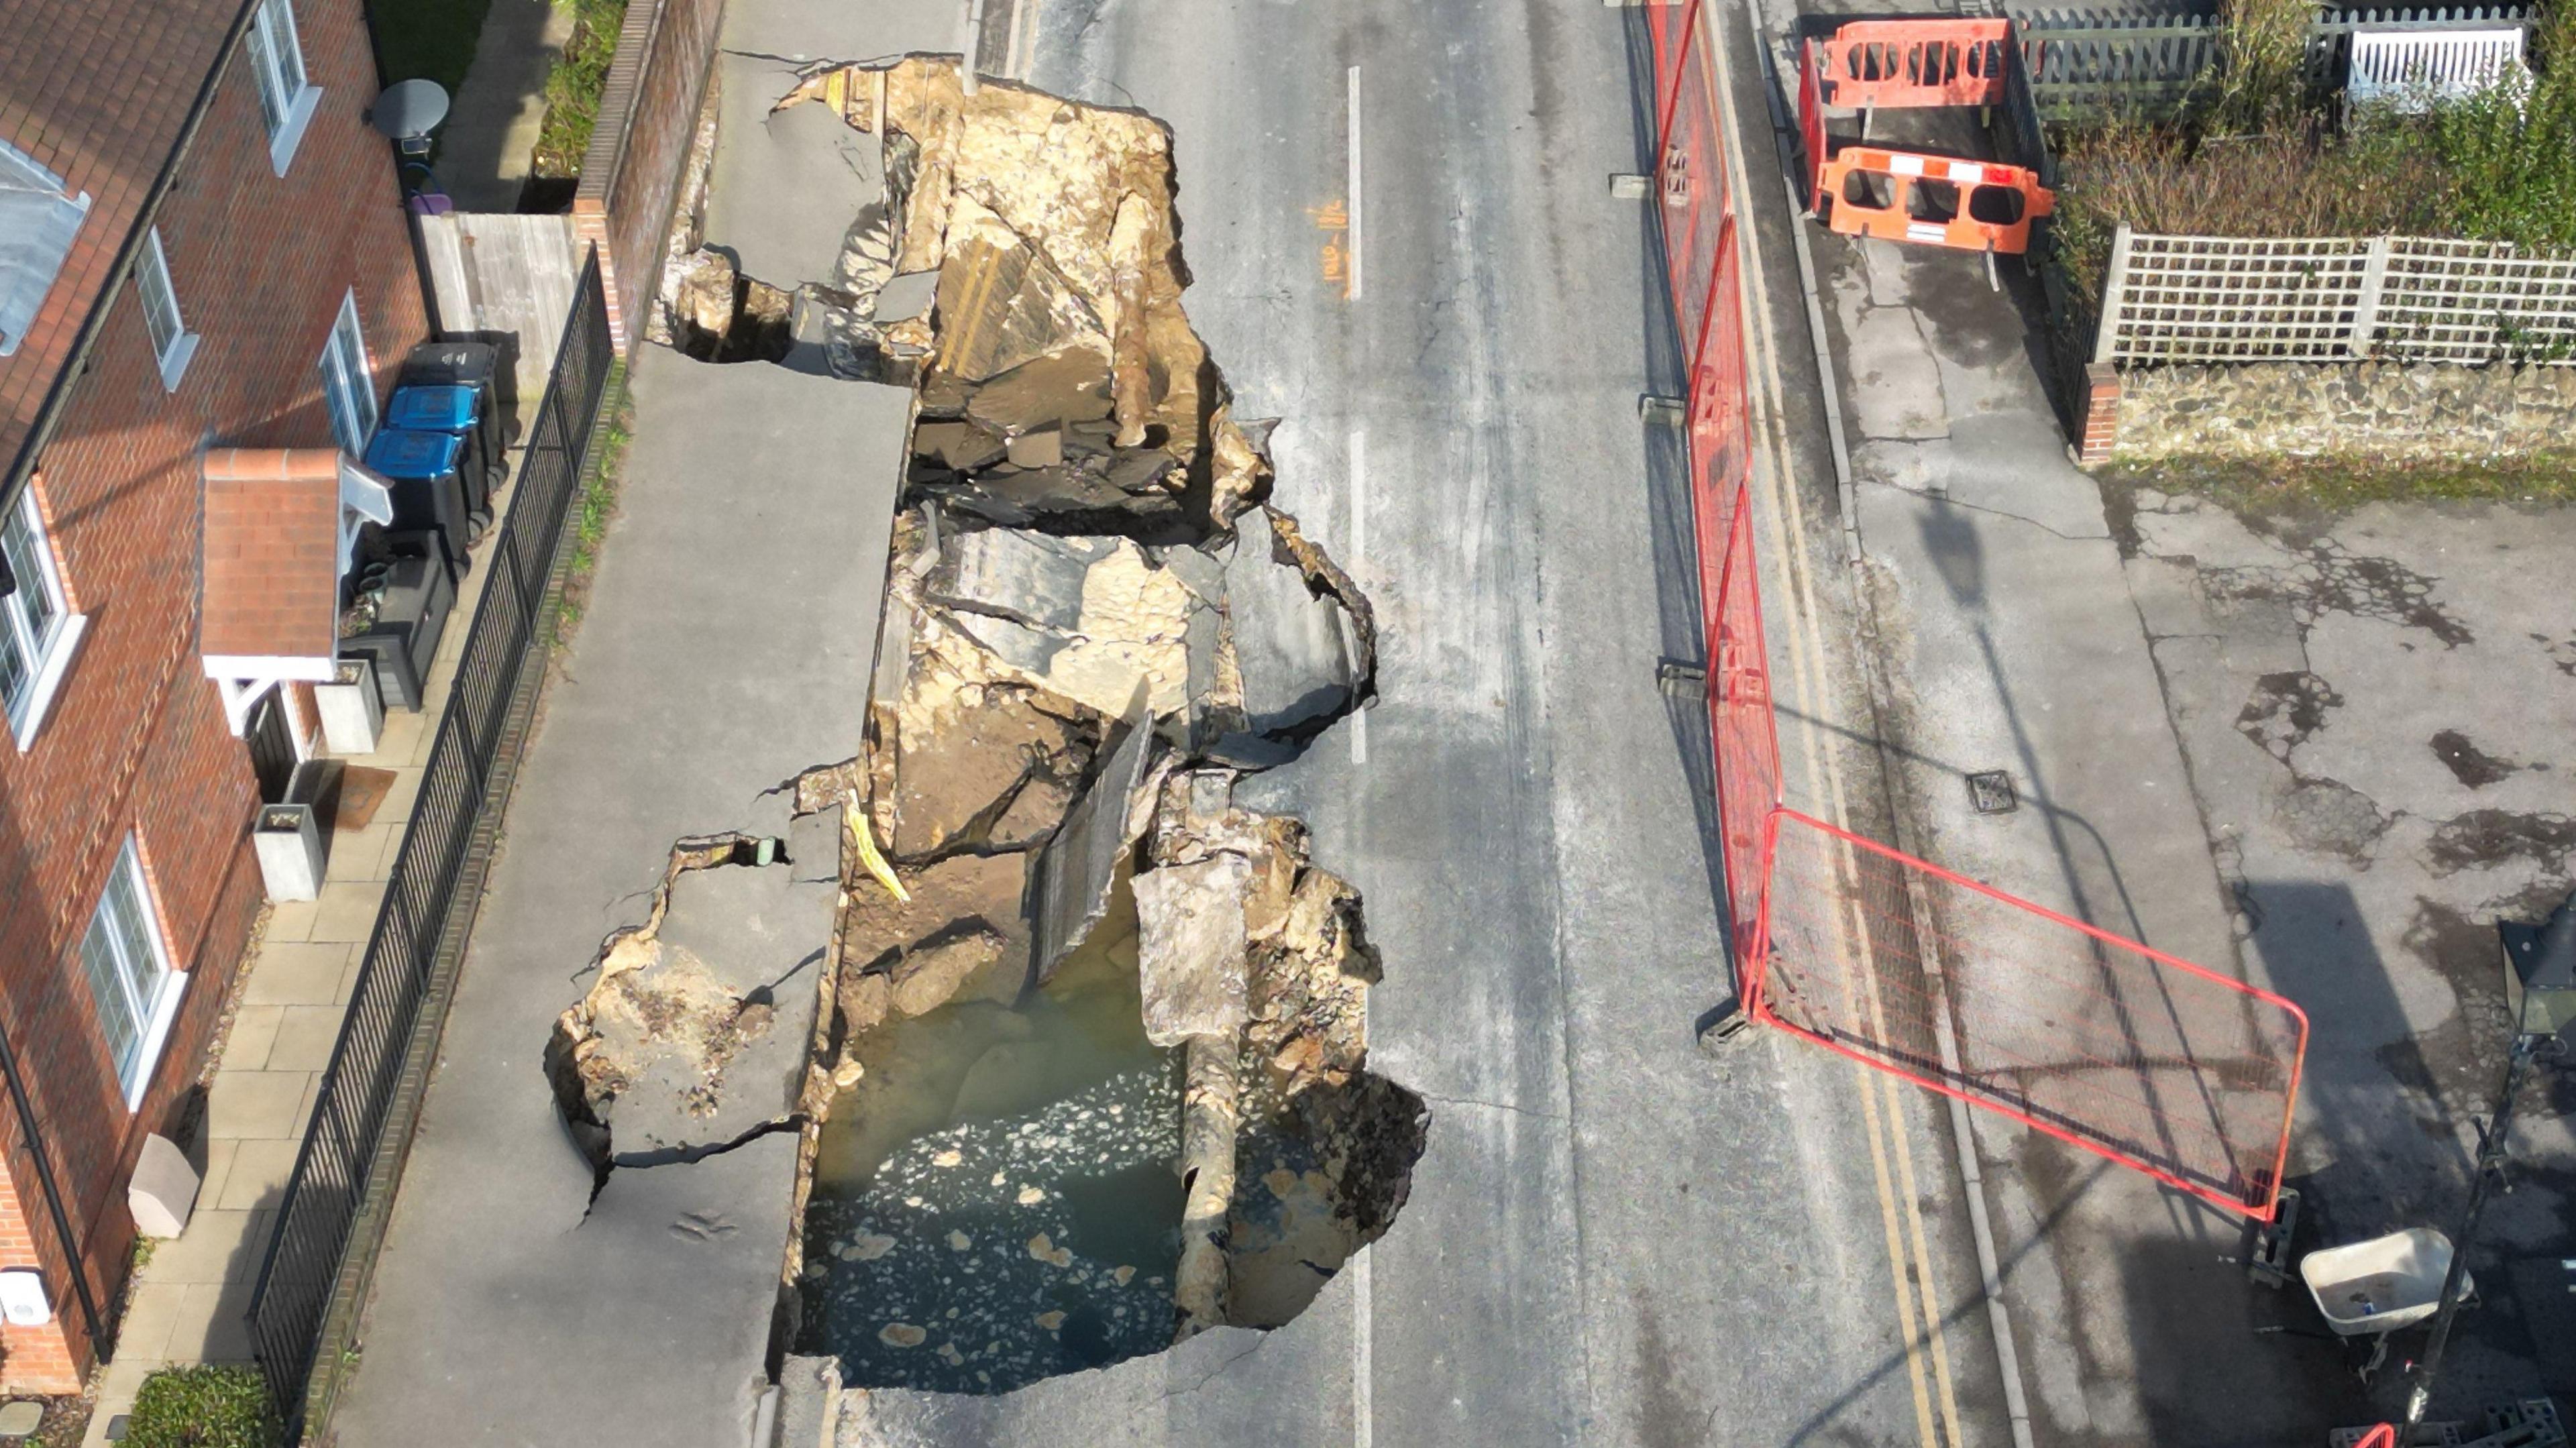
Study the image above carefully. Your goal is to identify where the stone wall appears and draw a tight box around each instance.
[2111,361,2576,460]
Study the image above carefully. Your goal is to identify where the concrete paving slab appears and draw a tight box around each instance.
[337,344,904,1443]
[704,54,882,290]
[600,812,838,1161]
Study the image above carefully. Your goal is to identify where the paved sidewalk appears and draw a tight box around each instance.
[437,0,576,211]
[331,349,905,1445]
[82,500,486,1445]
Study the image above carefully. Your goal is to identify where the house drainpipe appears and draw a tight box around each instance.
[0,1027,109,1363]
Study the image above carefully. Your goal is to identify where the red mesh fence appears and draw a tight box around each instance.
[1643,0,2306,1221]
[1748,810,2310,1219]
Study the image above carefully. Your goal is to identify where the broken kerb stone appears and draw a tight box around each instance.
[1026,702,1157,988]
[1132,854,1251,1048]
[550,809,839,1174]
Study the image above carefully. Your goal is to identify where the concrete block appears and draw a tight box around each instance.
[772,1355,843,1448]
[127,1134,200,1239]
[1134,854,1251,1047]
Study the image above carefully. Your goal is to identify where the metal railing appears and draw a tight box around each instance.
[2095,225,2576,363]
[246,247,614,1430]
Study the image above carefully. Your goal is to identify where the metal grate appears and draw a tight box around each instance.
[2096,228,2576,365]
[244,249,615,1432]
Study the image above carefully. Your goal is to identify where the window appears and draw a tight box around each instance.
[135,228,197,391]
[0,140,91,356]
[244,0,321,176]
[317,291,376,454]
[0,486,86,749]
[79,838,186,1109]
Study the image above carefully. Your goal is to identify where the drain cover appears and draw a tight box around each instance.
[1966,770,2018,816]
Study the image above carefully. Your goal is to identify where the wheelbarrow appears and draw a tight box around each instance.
[2299,1227,2473,1383]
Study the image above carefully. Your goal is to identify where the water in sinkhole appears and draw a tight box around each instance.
[798,879,1185,1393]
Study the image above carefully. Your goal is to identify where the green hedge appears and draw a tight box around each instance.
[124,1366,276,1448]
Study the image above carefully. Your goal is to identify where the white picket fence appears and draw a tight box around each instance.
[2093,225,2576,365]
[2345,25,2530,109]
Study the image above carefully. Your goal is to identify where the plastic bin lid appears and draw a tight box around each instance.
[387,385,479,432]
[362,428,464,478]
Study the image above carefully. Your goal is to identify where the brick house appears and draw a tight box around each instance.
[0,0,427,1391]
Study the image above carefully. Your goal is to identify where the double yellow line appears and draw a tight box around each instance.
[1693,9,1974,1447]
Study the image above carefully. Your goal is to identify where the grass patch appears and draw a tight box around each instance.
[2105,449,2576,531]
[552,365,633,648]
[531,0,634,179]
[367,0,497,97]
[124,1366,277,1448]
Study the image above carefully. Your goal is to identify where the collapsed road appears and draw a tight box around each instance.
[597,56,1432,1400]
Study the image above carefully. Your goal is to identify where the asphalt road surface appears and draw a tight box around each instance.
[859,0,2019,1441]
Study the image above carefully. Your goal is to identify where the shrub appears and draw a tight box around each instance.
[123,1366,276,1448]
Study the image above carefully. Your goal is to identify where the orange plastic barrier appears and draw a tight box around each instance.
[1813,19,2009,110]
[1816,146,2053,256]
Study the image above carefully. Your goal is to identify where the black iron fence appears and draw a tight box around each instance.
[246,247,614,1432]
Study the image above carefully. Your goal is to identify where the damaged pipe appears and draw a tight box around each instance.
[1172,1030,1240,1339]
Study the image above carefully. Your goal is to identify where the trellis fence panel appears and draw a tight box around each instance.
[2094,227,2576,364]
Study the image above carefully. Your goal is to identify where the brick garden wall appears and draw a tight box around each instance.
[0,0,425,1390]
[573,0,728,353]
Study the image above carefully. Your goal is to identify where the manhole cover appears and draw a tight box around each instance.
[1966,770,2018,816]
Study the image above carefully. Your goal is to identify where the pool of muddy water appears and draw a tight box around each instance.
[798,885,1185,1392]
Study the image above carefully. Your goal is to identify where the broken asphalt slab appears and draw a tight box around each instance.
[335,345,905,1445]
[563,808,840,1166]
[704,52,884,291]
[1028,706,1157,987]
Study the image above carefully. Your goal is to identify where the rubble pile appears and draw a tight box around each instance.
[778,59,1422,1394]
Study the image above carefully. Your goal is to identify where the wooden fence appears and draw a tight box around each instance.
[2094,225,2576,364]
[415,213,582,406]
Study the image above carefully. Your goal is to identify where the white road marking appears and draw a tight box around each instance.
[1352,1247,1374,1448]
[1346,66,1365,302]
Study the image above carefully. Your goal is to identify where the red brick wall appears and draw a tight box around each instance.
[574,0,726,352]
[0,0,426,1389]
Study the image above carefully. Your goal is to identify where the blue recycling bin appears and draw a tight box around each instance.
[362,429,474,580]
[386,383,497,515]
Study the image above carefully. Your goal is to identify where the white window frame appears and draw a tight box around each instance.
[136,227,199,392]
[246,0,322,177]
[79,837,188,1111]
[317,291,376,455]
[0,486,89,752]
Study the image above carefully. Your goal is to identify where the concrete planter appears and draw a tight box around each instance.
[255,801,323,902]
[318,655,385,755]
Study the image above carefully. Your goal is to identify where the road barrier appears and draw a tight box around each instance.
[1644,0,2305,1221]
[1796,21,2058,259]
[1813,18,2011,109]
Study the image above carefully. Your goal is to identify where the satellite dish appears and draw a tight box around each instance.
[369,79,450,151]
